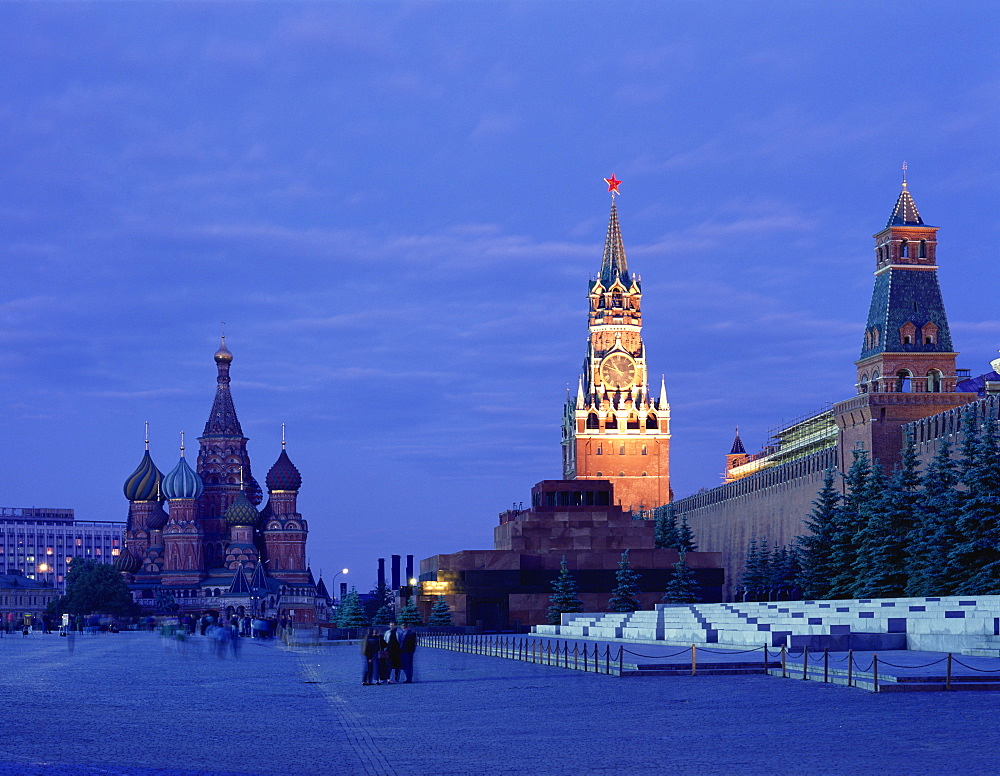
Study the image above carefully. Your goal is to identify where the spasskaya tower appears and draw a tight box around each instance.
[561,176,671,511]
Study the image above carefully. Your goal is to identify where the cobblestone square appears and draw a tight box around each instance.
[2,633,1000,775]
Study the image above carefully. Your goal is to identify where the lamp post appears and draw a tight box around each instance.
[331,568,349,603]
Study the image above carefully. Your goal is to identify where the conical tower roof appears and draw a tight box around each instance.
[599,200,631,287]
[887,183,924,227]
[203,335,244,438]
[249,559,269,592]
[227,563,252,595]
[730,427,746,455]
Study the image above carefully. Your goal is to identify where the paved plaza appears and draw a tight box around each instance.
[2,632,1000,775]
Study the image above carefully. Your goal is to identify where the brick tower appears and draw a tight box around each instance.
[196,334,262,568]
[562,177,671,511]
[834,174,977,472]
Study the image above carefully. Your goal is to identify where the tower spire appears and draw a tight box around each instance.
[203,332,243,437]
[599,185,630,287]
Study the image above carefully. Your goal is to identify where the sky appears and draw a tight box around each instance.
[1,2,998,593]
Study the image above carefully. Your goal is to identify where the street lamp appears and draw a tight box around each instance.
[332,568,349,602]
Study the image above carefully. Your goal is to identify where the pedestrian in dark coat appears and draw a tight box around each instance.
[399,623,418,683]
[361,628,383,685]
[383,623,402,683]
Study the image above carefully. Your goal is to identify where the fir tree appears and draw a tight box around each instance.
[607,549,642,612]
[676,513,697,553]
[427,596,454,626]
[828,449,872,597]
[906,440,960,596]
[851,461,892,597]
[951,413,1000,593]
[364,579,394,622]
[771,544,801,600]
[796,468,841,599]
[397,600,423,626]
[336,587,370,628]
[547,556,584,625]
[855,435,921,598]
[660,551,701,604]
[654,504,679,550]
[738,537,771,601]
[372,605,394,628]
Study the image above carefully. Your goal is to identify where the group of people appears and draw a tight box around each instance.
[361,622,417,684]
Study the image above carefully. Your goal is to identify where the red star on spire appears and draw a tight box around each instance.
[604,174,622,195]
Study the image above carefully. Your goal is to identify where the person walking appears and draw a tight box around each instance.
[361,628,383,685]
[383,622,402,683]
[399,622,418,683]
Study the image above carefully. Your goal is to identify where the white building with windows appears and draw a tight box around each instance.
[0,507,125,591]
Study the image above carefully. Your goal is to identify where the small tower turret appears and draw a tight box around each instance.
[262,431,309,585]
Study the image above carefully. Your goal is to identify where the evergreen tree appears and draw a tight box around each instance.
[427,596,454,626]
[855,435,921,598]
[851,462,892,597]
[951,413,1000,593]
[906,440,960,596]
[738,537,771,601]
[796,468,841,599]
[364,579,394,622]
[397,600,424,626]
[607,549,642,612]
[336,587,370,628]
[828,450,872,597]
[53,559,138,617]
[771,544,802,600]
[737,537,760,601]
[676,513,697,553]
[372,605,394,628]
[654,504,679,550]
[660,551,701,604]
[546,556,584,625]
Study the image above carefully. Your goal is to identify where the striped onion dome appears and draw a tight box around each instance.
[162,455,204,500]
[224,490,260,527]
[114,548,141,574]
[123,451,163,502]
[266,449,301,492]
[147,502,169,531]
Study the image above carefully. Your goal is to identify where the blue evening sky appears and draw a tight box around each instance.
[2,2,998,590]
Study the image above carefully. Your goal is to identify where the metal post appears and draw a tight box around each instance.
[605,645,610,675]
[946,653,953,691]
[824,649,829,683]
[802,646,809,680]
[847,649,853,687]
[691,644,697,676]
[763,644,768,673]
[574,642,579,670]
[873,653,879,693]
[781,644,786,678]
[618,645,623,676]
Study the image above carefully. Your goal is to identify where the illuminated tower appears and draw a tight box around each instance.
[835,171,977,472]
[122,426,164,567]
[196,333,261,568]
[562,176,671,511]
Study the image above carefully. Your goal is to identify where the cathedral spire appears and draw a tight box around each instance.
[203,333,244,437]
[730,427,746,455]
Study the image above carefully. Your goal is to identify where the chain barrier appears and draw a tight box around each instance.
[423,633,1000,691]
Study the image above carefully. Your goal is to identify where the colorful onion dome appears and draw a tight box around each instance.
[147,502,169,531]
[224,490,260,527]
[113,548,141,574]
[123,451,163,502]
[162,456,204,500]
[266,449,302,492]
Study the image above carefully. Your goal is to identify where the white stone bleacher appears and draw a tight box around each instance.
[534,595,1000,654]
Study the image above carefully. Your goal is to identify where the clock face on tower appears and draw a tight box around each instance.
[599,354,636,390]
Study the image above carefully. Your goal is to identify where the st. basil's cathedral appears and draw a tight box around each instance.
[115,337,328,623]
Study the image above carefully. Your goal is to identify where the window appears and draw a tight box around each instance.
[927,369,943,393]
[900,239,909,258]
[619,445,625,455]
[641,446,647,455]
[895,369,912,393]
[919,239,927,258]
[586,413,600,429]
[596,447,602,456]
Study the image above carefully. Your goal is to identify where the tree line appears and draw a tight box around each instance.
[739,409,1000,601]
